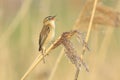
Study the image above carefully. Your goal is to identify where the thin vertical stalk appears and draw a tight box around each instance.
[82,0,98,54]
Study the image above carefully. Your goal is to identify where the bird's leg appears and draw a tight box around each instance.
[41,47,46,63]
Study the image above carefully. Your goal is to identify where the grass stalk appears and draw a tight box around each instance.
[20,36,61,80]
[82,0,98,54]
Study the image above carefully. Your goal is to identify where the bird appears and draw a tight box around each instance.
[38,16,56,62]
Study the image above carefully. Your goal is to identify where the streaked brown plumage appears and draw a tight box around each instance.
[39,16,56,52]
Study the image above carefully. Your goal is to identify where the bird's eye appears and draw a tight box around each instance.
[44,16,52,22]
[48,17,51,20]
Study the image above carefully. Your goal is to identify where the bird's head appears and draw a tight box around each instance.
[43,16,56,25]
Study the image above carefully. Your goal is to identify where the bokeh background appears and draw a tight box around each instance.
[0,0,120,80]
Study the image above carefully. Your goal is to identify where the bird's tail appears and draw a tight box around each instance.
[38,46,45,63]
[38,46,42,51]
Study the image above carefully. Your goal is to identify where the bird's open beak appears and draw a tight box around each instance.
[51,16,56,20]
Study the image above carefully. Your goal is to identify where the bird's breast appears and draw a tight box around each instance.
[46,28,55,43]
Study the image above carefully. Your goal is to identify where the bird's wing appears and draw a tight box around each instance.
[39,24,50,51]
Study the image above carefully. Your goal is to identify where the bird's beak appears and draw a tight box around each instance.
[51,16,56,20]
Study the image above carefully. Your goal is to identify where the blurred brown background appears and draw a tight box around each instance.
[0,0,120,80]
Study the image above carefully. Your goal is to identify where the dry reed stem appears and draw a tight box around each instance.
[20,36,61,80]
[82,0,98,54]
[48,48,64,80]
[0,0,32,43]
